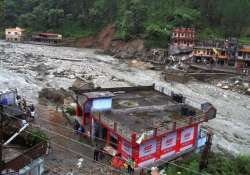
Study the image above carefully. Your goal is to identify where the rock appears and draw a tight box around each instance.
[243,83,249,89]
[246,88,250,95]
[217,83,223,87]
[68,75,75,79]
[234,80,240,85]
[222,85,229,90]
[131,60,138,64]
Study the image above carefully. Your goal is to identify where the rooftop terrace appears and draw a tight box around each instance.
[77,85,210,141]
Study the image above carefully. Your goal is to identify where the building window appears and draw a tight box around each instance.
[15,32,18,35]
[8,32,11,34]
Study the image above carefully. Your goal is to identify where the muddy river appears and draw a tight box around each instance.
[0,40,249,156]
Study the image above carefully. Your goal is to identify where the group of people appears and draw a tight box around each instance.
[17,95,36,120]
[126,158,136,175]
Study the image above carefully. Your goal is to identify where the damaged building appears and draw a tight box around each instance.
[74,84,216,168]
[191,38,250,70]
[169,28,195,55]
[237,45,250,68]
[32,32,63,44]
[0,90,46,175]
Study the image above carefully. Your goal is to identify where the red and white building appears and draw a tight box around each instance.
[171,28,195,48]
[74,85,216,168]
[169,28,195,55]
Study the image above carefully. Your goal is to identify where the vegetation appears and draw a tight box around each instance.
[160,153,250,175]
[1,0,250,46]
[25,128,48,147]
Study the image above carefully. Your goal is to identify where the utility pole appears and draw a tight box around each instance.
[199,132,213,172]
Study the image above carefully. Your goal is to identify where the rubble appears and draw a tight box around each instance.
[38,88,70,105]
[215,77,250,95]
[0,41,250,156]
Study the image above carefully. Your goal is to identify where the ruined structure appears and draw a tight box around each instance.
[192,39,230,65]
[0,90,46,175]
[32,32,62,44]
[191,39,250,71]
[74,85,216,167]
[169,28,195,55]
[237,45,250,68]
[192,46,228,65]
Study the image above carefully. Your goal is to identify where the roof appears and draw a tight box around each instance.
[5,27,25,32]
[172,28,195,33]
[2,105,26,119]
[80,86,207,140]
[3,144,26,162]
[84,91,115,99]
[239,45,250,52]
[38,32,61,37]
[193,46,226,51]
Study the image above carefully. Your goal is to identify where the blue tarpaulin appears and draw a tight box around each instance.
[91,98,112,112]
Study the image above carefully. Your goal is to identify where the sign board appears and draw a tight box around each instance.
[121,140,132,158]
[160,132,177,158]
[91,98,112,112]
[139,139,157,160]
[161,132,177,150]
[197,125,207,148]
[180,126,195,151]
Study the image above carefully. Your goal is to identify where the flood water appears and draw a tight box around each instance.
[0,40,250,155]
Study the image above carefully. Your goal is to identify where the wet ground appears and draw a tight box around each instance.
[0,40,249,165]
[34,105,125,175]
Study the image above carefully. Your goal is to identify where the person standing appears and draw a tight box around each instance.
[140,169,145,175]
[93,144,99,161]
[127,158,135,175]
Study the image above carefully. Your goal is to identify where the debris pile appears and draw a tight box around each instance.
[38,88,69,105]
[215,77,250,95]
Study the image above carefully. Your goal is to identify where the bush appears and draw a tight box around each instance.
[25,128,48,147]
[0,29,4,39]
[163,153,250,175]
[65,106,75,116]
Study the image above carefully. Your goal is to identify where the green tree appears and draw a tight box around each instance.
[48,9,64,29]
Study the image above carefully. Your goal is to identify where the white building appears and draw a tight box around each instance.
[5,27,25,42]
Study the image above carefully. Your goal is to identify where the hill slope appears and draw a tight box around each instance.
[1,0,250,46]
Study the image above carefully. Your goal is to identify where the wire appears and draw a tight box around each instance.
[36,115,119,146]
[4,110,211,175]
[2,112,128,175]
[23,130,127,175]
[3,141,84,175]
[30,118,211,175]
[32,115,212,175]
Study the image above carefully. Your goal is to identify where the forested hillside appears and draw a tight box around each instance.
[1,0,250,46]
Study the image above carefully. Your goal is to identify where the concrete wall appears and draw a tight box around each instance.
[19,158,44,175]
[5,29,24,41]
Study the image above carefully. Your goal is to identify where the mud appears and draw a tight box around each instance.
[0,40,249,156]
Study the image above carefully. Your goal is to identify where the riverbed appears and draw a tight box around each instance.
[0,40,249,156]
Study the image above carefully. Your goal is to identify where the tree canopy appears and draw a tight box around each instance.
[1,0,250,46]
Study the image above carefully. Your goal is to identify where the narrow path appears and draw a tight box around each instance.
[35,105,126,175]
